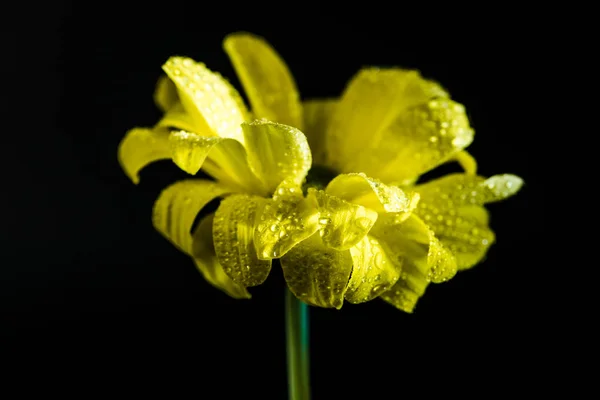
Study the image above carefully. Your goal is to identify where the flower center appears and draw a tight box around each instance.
[302,164,339,192]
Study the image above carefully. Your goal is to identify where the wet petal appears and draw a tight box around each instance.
[359,98,474,183]
[191,214,251,299]
[380,260,429,313]
[162,57,248,143]
[118,127,171,184]
[169,130,265,195]
[224,32,303,128]
[213,194,272,287]
[255,179,320,259]
[153,74,179,112]
[326,68,446,171]
[326,173,420,214]
[370,214,457,284]
[345,236,400,304]
[152,180,234,254]
[416,173,524,206]
[281,232,353,309]
[308,189,378,251]
[302,99,337,166]
[242,119,312,192]
[157,102,199,133]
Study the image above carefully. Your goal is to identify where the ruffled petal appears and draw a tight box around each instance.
[370,214,457,284]
[379,260,429,313]
[213,194,272,287]
[355,98,474,183]
[191,214,251,299]
[326,173,420,214]
[157,102,199,133]
[446,150,477,175]
[241,119,312,193]
[169,130,266,195]
[326,68,446,172]
[281,232,353,309]
[162,57,249,143]
[118,127,171,184]
[345,235,400,304]
[302,99,336,166]
[373,214,456,313]
[415,173,522,270]
[152,180,234,255]
[255,179,320,259]
[153,74,178,112]
[307,188,378,251]
[223,32,303,129]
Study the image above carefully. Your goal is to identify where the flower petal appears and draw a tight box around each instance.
[153,74,179,112]
[223,32,303,129]
[370,214,457,284]
[162,57,248,143]
[302,99,337,166]
[156,102,199,133]
[169,130,265,195]
[326,173,419,214]
[255,179,320,259]
[281,232,353,309]
[308,189,378,251]
[416,173,524,206]
[213,194,272,287]
[357,98,474,183]
[375,215,455,312]
[118,127,171,184]
[326,68,446,172]
[446,150,477,175]
[152,180,234,255]
[413,173,523,270]
[191,214,251,299]
[345,235,400,304]
[241,120,312,192]
[380,260,429,313]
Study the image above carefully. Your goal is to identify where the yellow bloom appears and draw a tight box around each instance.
[118,32,523,312]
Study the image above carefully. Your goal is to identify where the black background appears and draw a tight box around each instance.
[2,4,544,396]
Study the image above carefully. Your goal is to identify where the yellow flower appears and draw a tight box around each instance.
[118,32,523,312]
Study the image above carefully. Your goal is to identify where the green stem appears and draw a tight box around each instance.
[285,288,311,400]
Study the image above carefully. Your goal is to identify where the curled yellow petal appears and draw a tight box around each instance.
[326,173,419,214]
[162,57,248,143]
[223,32,303,129]
[152,180,233,254]
[255,179,319,259]
[157,102,199,133]
[345,235,400,304]
[281,232,353,309]
[169,130,265,195]
[362,98,474,183]
[380,260,429,313]
[417,203,495,270]
[153,74,178,112]
[191,214,251,299]
[447,150,477,175]
[301,99,337,166]
[213,194,272,287]
[370,214,457,284]
[118,127,171,184]
[308,188,378,251]
[326,68,446,171]
[416,173,524,206]
[241,119,312,192]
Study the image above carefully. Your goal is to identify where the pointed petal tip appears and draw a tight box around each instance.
[483,174,524,199]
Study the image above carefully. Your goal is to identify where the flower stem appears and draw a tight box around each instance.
[285,288,311,400]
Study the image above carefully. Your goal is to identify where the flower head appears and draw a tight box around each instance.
[118,32,523,312]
